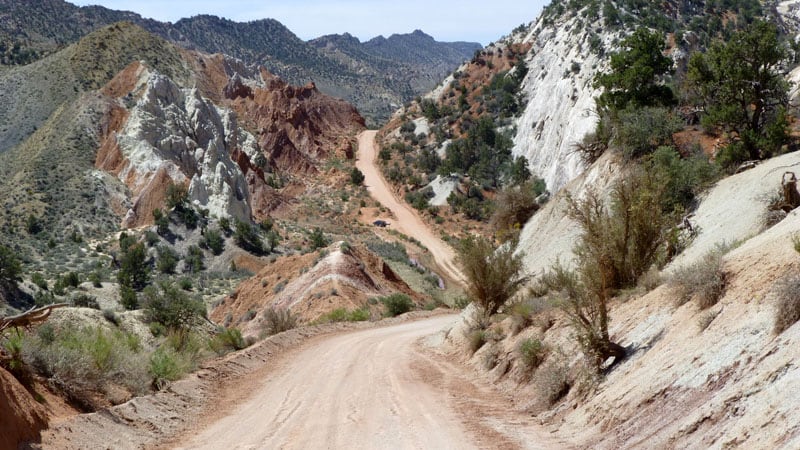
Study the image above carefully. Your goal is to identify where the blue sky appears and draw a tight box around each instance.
[71,0,548,45]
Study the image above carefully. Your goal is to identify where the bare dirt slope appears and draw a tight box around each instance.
[356,130,465,284]
[175,314,566,450]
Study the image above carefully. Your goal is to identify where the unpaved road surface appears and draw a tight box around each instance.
[356,130,465,284]
[176,315,563,450]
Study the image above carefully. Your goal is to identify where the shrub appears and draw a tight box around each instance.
[88,271,103,288]
[23,326,150,397]
[208,327,247,355]
[143,282,205,330]
[668,250,726,309]
[179,278,193,291]
[308,227,328,250]
[490,180,545,240]
[149,346,190,390]
[262,308,297,336]
[71,294,99,309]
[120,285,138,310]
[773,273,800,334]
[153,208,169,235]
[518,338,547,370]
[319,307,370,323]
[467,329,487,354]
[63,271,80,288]
[184,245,205,274]
[201,228,225,255]
[614,107,682,160]
[457,235,525,317]
[31,273,48,291]
[165,182,189,210]
[366,240,408,262]
[350,168,365,185]
[233,219,265,254]
[156,245,179,274]
[380,293,414,317]
[118,242,150,291]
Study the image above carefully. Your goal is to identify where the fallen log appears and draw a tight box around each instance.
[0,303,68,332]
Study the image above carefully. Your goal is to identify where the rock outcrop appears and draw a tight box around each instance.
[0,367,48,449]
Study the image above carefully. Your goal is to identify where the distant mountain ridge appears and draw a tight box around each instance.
[0,0,481,125]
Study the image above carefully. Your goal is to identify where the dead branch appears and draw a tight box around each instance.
[0,303,68,333]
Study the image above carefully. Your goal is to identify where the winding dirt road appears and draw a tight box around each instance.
[356,130,465,285]
[175,315,563,450]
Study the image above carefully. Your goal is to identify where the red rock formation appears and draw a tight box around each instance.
[0,368,48,449]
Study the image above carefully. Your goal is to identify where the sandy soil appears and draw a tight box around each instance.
[356,130,466,285]
[174,315,566,450]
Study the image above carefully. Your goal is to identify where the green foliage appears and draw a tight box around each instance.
[184,245,205,274]
[156,245,179,274]
[350,167,365,185]
[518,338,547,370]
[208,327,247,355]
[143,282,205,331]
[0,243,22,287]
[457,235,526,317]
[366,239,408,262]
[153,208,170,236]
[595,27,674,112]
[544,169,674,369]
[308,227,328,250]
[31,272,48,291]
[88,271,103,288]
[438,116,516,188]
[118,241,150,291]
[687,20,789,159]
[614,107,682,160]
[233,219,265,255]
[120,285,138,310]
[380,293,414,317]
[71,294,99,309]
[318,307,371,323]
[200,228,225,256]
[647,146,718,213]
[219,217,231,235]
[149,346,191,390]
[23,325,150,396]
[26,214,43,235]
[165,182,189,210]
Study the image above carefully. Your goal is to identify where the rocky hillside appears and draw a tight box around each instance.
[0,0,481,125]
[422,1,800,448]
[0,22,364,259]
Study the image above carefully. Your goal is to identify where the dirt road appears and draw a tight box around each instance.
[175,315,562,450]
[356,130,465,285]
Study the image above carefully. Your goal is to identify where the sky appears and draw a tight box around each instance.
[71,0,549,45]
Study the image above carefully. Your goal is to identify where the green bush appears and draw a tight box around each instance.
[233,219,265,254]
[614,107,682,160]
[318,307,370,323]
[518,338,547,370]
[457,235,525,317]
[184,245,205,274]
[149,346,190,390]
[156,245,179,274]
[350,167,365,185]
[71,294,99,309]
[208,327,247,355]
[201,228,225,255]
[120,285,138,310]
[308,227,328,250]
[31,273,48,291]
[143,282,205,330]
[23,325,150,397]
[380,293,414,317]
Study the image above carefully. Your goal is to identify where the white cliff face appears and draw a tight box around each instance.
[512,13,618,194]
[116,67,258,223]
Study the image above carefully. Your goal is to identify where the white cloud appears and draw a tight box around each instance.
[71,0,547,44]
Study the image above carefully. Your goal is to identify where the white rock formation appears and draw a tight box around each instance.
[426,174,460,206]
[115,67,258,223]
[511,11,619,194]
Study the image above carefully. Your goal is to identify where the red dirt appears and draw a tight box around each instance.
[0,368,48,450]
